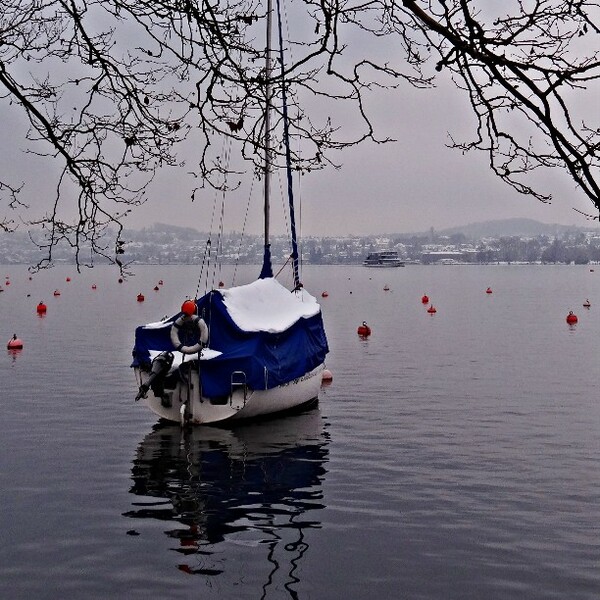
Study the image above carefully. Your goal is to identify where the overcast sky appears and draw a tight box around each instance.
[127,75,596,238]
[2,13,598,239]
[3,74,595,239]
[109,62,598,237]
[297,80,596,237]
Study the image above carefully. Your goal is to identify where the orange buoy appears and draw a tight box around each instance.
[583,299,591,308]
[486,287,493,294]
[53,290,60,296]
[427,304,437,314]
[357,321,371,336]
[322,369,333,383]
[181,299,197,316]
[37,301,47,314]
[321,291,329,298]
[7,335,23,350]
[566,311,578,324]
[137,293,145,302]
[421,294,429,304]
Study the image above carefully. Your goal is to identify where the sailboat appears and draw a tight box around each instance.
[130,1,329,425]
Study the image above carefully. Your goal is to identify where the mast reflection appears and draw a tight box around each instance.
[124,409,329,591]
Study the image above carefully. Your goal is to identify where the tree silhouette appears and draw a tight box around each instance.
[1,0,598,269]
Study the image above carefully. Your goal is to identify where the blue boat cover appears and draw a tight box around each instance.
[131,281,329,398]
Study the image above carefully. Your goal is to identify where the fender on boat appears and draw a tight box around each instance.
[170,315,209,354]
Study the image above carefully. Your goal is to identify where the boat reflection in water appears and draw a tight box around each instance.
[124,409,329,588]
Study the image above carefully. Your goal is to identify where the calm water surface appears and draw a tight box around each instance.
[1,264,598,599]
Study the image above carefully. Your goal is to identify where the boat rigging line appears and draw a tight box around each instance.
[194,135,234,299]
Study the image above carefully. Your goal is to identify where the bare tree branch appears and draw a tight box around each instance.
[399,0,600,215]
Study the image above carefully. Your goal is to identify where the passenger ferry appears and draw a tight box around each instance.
[363,251,405,267]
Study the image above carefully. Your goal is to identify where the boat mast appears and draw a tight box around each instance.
[260,0,274,279]
[260,0,300,287]
[275,0,300,289]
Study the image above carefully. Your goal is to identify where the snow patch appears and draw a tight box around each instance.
[221,278,320,333]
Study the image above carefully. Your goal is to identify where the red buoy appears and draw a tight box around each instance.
[7,335,23,350]
[66,277,71,282]
[566,311,578,324]
[91,284,97,290]
[158,280,164,285]
[218,281,225,288]
[421,294,429,304]
[486,287,493,294]
[356,321,371,337]
[181,299,197,316]
[427,305,437,314]
[53,290,61,296]
[322,369,333,384]
[37,301,47,314]
[137,293,145,302]
[357,321,371,337]
[153,286,159,291]
[321,291,329,298]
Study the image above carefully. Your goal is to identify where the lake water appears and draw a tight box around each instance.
[1,263,599,599]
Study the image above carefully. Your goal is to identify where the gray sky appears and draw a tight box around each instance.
[2,15,597,239]
[2,74,595,239]
[300,82,594,236]
[130,75,595,238]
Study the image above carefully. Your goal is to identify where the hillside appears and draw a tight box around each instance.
[433,218,595,239]
[1,218,599,265]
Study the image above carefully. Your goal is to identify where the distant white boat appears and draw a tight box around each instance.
[363,251,405,267]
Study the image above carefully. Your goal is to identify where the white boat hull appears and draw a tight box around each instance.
[134,363,325,425]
